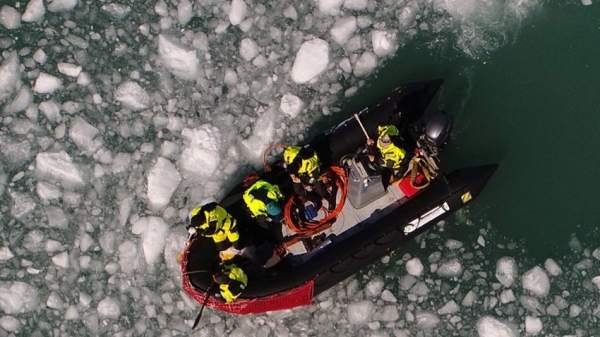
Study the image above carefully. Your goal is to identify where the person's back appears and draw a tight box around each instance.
[242,179,284,242]
[368,124,407,177]
[187,202,241,252]
[212,262,248,303]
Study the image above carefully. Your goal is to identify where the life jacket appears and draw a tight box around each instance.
[298,152,320,178]
[242,180,283,218]
[285,146,321,181]
[218,264,248,303]
[377,135,406,170]
[190,203,239,248]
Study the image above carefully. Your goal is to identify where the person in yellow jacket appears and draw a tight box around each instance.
[283,146,337,212]
[187,202,241,253]
[212,262,248,303]
[367,124,407,178]
[243,179,284,242]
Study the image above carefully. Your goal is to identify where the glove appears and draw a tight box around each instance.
[219,247,241,261]
[304,205,318,220]
[187,227,197,239]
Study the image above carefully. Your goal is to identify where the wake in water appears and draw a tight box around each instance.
[0,0,575,336]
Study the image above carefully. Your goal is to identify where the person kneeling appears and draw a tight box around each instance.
[212,263,248,303]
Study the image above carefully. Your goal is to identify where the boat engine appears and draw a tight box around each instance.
[409,112,452,185]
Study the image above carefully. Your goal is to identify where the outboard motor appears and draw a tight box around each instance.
[409,112,453,186]
[424,112,452,148]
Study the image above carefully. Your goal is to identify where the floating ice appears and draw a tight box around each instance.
[47,0,78,12]
[569,304,582,317]
[437,300,459,315]
[499,289,515,304]
[317,0,344,15]
[0,282,40,314]
[0,52,20,103]
[98,297,121,319]
[280,93,304,118]
[495,257,518,287]
[525,316,542,335]
[354,51,378,77]
[283,5,298,20]
[348,300,373,324]
[229,0,247,25]
[366,277,384,297]
[0,6,21,29]
[522,266,550,297]
[291,38,330,84]
[69,117,102,153]
[65,305,79,320]
[39,100,61,122]
[131,217,170,266]
[381,289,397,302]
[406,257,424,276]
[10,191,36,219]
[544,258,562,276]
[33,49,47,64]
[101,3,131,19]
[0,316,21,332]
[176,0,193,25]
[118,240,141,274]
[462,290,476,306]
[36,151,85,189]
[46,291,64,310]
[581,0,592,5]
[372,30,397,57]
[240,38,259,61]
[415,312,440,329]
[180,125,221,178]
[22,0,45,22]
[379,305,399,321]
[147,157,181,211]
[476,316,516,337]
[58,62,82,77]
[344,0,368,10]
[437,258,463,277]
[33,73,63,94]
[115,81,150,111]
[592,275,600,290]
[0,247,13,261]
[52,251,69,268]
[37,181,61,201]
[330,16,357,45]
[158,34,199,81]
[4,87,33,114]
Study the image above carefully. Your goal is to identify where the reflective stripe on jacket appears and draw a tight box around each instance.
[242,180,283,217]
[219,265,248,303]
[377,141,406,170]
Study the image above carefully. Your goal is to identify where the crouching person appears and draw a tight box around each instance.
[212,262,248,303]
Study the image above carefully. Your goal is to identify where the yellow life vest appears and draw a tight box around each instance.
[218,264,248,303]
[190,204,239,245]
[242,180,283,217]
[298,152,320,178]
[377,139,406,170]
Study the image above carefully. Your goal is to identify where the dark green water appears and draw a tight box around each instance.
[346,1,600,260]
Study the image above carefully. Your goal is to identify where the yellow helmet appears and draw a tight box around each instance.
[378,125,400,137]
[283,146,301,165]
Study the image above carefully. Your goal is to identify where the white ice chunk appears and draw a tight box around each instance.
[33,73,63,94]
[147,157,181,211]
[348,300,373,324]
[46,291,64,309]
[437,300,459,315]
[283,5,297,20]
[115,81,150,111]
[0,52,20,102]
[52,251,69,268]
[239,38,259,61]
[45,206,68,229]
[69,117,102,153]
[0,6,21,29]
[379,305,399,321]
[437,258,463,277]
[97,297,120,319]
[176,0,193,25]
[415,312,440,330]
[582,0,592,5]
[65,305,79,320]
[592,275,600,290]
[366,277,384,297]
[58,62,82,77]
[344,0,368,10]
[21,0,44,22]
[495,257,518,287]
[4,87,33,114]
[544,258,562,276]
[354,51,377,77]
[37,181,61,201]
[462,290,476,306]
[118,240,141,274]
[371,30,397,57]
[0,282,39,314]
[47,0,78,12]
[280,93,304,118]
[45,239,64,253]
[158,34,199,80]
[180,125,221,178]
[525,316,542,335]
[381,289,397,302]
[0,247,14,261]
[10,191,36,219]
[499,289,515,304]
[39,100,61,122]
[36,151,85,189]
[330,16,357,45]
[569,304,582,317]
[476,316,516,337]
[406,257,424,277]
[229,0,247,25]
[317,0,344,15]
[33,49,47,64]
[132,217,170,266]
[0,316,21,332]
[101,3,131,19]
[522,266,550,297]
[291,38,329,84]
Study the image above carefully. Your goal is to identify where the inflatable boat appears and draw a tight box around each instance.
[180,79,497,315]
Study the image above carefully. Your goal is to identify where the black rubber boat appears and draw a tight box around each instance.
[180,79,497,314]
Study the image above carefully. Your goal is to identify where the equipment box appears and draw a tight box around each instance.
[347,158,386,209]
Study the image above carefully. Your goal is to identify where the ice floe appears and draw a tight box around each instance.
[291,39,330,84]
